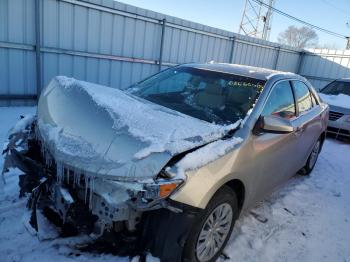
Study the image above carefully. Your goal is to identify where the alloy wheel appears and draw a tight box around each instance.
[195,203,233,262]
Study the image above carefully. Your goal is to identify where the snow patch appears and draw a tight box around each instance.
[318,93,350,109]
[175,136,243,178]
[8,114,35,136]
[130,254,160,262]
[240,106,254,128]
[37,119,99,160]
[266,71,295,80]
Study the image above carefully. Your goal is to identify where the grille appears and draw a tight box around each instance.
[329,111,344,121]
[327,127,350,138]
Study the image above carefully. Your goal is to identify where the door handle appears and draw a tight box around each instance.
[295,126,304,135]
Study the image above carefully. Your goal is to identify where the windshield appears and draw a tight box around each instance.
[131,66,265,125]
[321,81,350,96]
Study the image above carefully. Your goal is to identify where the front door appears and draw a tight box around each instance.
[251,80,299,200]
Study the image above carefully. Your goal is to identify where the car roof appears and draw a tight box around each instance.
[180,63,299,81]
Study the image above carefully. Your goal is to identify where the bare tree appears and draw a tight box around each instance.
[277,26,318,48]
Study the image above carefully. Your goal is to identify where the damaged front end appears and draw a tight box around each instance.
[2,116,196,260]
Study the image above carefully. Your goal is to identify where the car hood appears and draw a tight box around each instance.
[37,76,239,181]
[319,93,350,113]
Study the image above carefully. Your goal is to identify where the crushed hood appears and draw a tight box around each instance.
[37,76,240,181]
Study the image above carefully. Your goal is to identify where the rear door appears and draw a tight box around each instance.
[252,80,299,199]
[291,80,322,168]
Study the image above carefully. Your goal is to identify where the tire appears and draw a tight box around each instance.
[300,138,321,176]
[182,186,238,262]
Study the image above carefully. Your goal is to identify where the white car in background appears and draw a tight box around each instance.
[319,78,350,140]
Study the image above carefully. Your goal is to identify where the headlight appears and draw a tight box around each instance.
[346,116,350,122]
[143,180,183,199]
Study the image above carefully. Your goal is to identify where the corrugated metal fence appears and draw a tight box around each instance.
[302,48,350,89]
[0,0,349,106]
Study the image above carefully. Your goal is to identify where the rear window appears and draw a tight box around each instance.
[292,81,313,114]
[321,81,350,96]
[132,66,266,125]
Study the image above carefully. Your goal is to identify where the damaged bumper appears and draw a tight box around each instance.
[2,117,197,261]
[2,118,183,229]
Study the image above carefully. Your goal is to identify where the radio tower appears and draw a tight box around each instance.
[239,0,275,41]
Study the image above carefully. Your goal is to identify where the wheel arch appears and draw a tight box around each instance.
[223,179,245,213]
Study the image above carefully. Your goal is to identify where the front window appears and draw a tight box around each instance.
[131,66,266,125]
[321,81,350,96]
[261,81,296,119]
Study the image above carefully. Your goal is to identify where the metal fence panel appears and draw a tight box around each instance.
[300,49,350,89]
[0,0,350,105]
[277,50,299,72]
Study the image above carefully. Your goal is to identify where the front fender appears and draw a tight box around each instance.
[170,149,249,209]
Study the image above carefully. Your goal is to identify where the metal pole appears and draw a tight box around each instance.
[297,51,305,74]
[229,36,236,63]
[35,0,42,100]
[158,19,166,71]
[274,46,280,70]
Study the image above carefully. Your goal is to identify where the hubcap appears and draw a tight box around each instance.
[196,203,233,262]
[309,141,320,169]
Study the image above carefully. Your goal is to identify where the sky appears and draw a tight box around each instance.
[117,0,350,49]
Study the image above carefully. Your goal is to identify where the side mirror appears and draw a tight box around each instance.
[255,115,294,134]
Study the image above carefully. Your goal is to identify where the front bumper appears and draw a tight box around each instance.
[2,126,179,230]
[2,118,198,261]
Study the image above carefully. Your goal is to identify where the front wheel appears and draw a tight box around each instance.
[182,186,238,262]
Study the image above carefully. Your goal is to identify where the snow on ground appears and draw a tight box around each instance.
[223,140,350,262]
[1,107,350,262]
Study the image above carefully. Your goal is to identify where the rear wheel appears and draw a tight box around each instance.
[300,139,321,175]
[182,186,238,262]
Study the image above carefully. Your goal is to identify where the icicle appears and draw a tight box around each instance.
[84,175,89,204]
[77,172,81,187]
[72,167,79,188]
[56,161,63,184]
[66,168,69,185]
[77,172,81,186]
[73,169,76,189]
[45,149,51,167]
[77,172,82,187]
[89,175,95,210]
